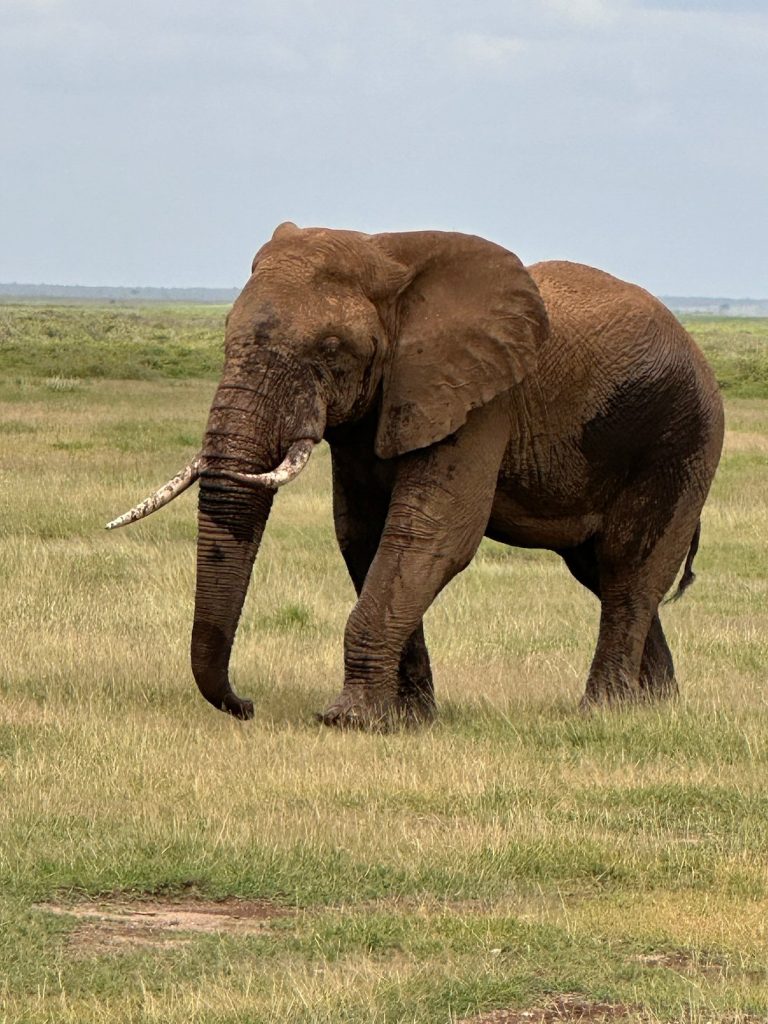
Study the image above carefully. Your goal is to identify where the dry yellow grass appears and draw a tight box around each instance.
[0,376,767,1022]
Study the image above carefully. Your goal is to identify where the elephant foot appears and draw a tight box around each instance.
[317,685,414,731]
[220,692,255,720]
[581,671,680,711]
[638,675,679,702]
[399,686,437,726]
[579,674,641,710]
[397,669,436,726]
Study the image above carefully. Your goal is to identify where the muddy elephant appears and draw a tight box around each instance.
[109,223,724,726]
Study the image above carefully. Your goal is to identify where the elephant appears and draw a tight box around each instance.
[108,223,724,727]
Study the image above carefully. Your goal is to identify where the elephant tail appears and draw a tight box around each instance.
[665,521,701,603]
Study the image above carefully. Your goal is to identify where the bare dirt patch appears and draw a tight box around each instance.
[458,994,639,1023]
[629,948,765,985]
[36,897,289,956]
[632,949,720,975]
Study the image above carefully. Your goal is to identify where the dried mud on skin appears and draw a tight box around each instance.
[36,897,289,956]
[457,995,639,1023]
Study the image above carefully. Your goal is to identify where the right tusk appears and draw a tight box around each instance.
[208,438,315,491]
[106,456,202,530]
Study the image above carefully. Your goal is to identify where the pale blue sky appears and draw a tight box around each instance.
[1,0,766,295]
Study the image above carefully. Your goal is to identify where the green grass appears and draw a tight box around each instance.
[0,308,766,1022]
[682,317,768,399]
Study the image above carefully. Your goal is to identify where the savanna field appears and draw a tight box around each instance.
[0,305,766,1023]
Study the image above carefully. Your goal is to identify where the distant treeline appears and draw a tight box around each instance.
[0,283,239,303]
[1,282,766,315]
[660,296,768,316]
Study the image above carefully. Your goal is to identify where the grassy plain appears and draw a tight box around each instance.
[0,305,767,1023]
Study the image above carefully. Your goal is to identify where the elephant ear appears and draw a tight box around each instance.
[370,231,548,459]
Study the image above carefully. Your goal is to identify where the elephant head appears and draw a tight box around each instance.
[108,223,547,718]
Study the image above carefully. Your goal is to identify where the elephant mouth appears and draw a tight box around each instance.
[105,438,316,531]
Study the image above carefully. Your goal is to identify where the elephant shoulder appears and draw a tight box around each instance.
[528,260,661,317]
[527,260,689,358]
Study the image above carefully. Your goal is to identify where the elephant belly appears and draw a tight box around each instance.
[486,490,600,550]
[488,434,601,549]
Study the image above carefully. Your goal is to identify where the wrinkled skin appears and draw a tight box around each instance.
[191,222,724,727]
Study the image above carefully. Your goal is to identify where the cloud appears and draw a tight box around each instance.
[0,0,765,292]
[632,0,765,10]
[541,0,622,27]
[455,32,526,68]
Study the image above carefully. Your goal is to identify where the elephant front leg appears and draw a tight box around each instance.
[321,400,509,729]
[329,440,435,725]
[319,554,448,729]
[321,600,440,729]
[397,624,436,723]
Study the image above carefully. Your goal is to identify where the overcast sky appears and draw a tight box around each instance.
[1,0,766,295]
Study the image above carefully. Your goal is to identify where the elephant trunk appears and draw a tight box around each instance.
[191,362,326,718]
[191,476,273,719]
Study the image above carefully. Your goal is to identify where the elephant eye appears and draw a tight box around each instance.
[319,335,343,354]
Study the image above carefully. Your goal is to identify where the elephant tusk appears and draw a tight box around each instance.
[207,438,316,491]
[105,456,202,530]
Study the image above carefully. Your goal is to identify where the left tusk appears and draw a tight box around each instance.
[208,438,316,491]
[105,456,202,530]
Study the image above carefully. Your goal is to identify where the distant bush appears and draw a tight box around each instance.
[683,317,768,399]
[0,304,227,380]
[0,304,765,395]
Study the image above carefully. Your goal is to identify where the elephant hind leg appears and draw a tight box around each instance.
[638,614,678,700]
[559,541,645,703]
[559,538,601,597]
[559,538,678,705]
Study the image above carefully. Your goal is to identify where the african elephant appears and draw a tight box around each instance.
[108,223,724,726]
